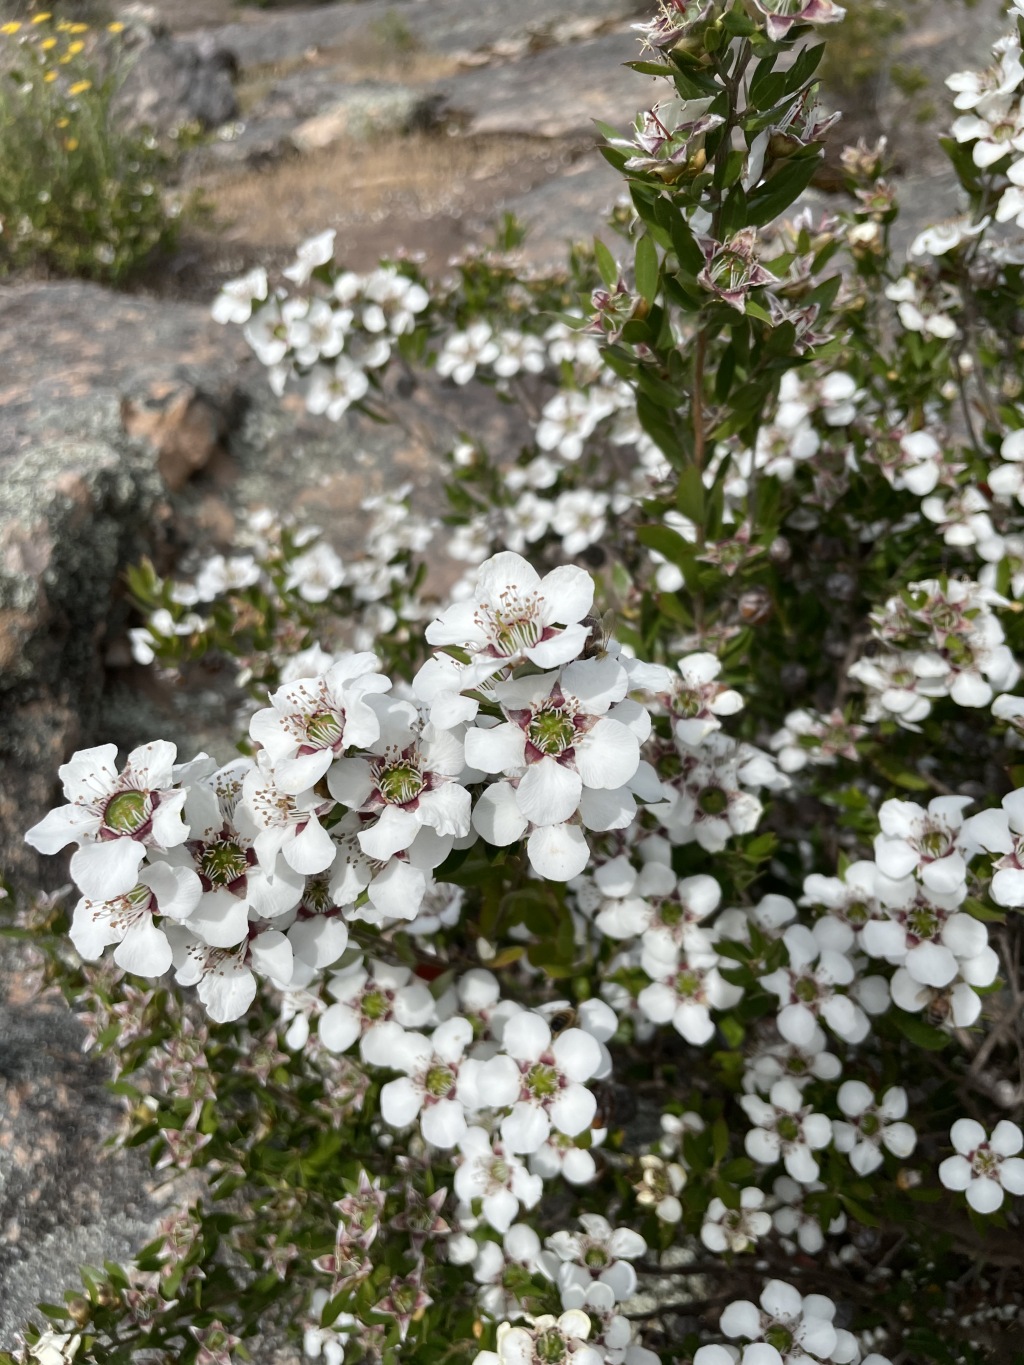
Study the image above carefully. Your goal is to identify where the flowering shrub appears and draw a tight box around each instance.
[10,2,1024,1363]
[0,14,182,281]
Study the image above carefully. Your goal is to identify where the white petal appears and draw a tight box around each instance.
[527,823,590,881]
[517,758,582,826]
[114,918,172,977]
[71,838,146,901]
[574,720,640,790]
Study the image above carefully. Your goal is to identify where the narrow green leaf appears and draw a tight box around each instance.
[635,232,659,305]
[594,237,619,289]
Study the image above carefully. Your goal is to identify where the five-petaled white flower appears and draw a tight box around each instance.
[26,741,189,902]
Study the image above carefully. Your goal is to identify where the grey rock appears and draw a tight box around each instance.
[194,0,645,72]
[0,282,251,894]
[0,966,167,1351]
[112,26,238,133]
[434,30,648,138]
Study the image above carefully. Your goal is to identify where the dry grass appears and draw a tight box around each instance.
[191,128,588,271]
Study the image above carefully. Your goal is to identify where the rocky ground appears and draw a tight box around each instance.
[0,0,1013,1351]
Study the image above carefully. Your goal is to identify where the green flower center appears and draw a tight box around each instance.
[847,900,869,925]
[124,882,153,911]
[424,1065,455,1098]
[675,969,702,998]
[528,706,576,757]
[777,1115,801,1143]
[920,829,949,858]
[378,762,425,806]
[200,838,249,887]
[765,1324,794,1353]
[906,906,940,940]
[795,977,820,1003]
[584,1246,610,1268]
[536,1329,567,1365]
[698,786,728,816]
[974,1145,999,1175]
[490,1158,510,1184]
[306,711,343,749]
[104,790,149,834]
[362,989,390,1020]
[660,901,683,926]
[491,605,543,656]
[674,690,702,718]
[526,1062,560,1097]
[861,1112,881,1137]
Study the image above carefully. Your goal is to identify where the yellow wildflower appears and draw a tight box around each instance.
[68,79,91,95]
[41,36,57,49]
[64,137,79,151]
[68,22,88,33]
[107,21,125,33]
[43,69,57,81]
[32,12,52,22]
[0,21,22,34]
[57,116,69,127]
[67,40,84,54]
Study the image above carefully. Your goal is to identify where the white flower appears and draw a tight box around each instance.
[179,759,304,948]
[306,356,370,420]
[375,1016,475,1148]
[284,541,347,603]
[26,741,189,902]
[328,715,471,859]
[832,1083,916,1175]
[250,654,393,793]
[288,297,350,365]
[467,655,642,851]
[437,323,500,384]
[283,228,336,284]
[874,796,974,894]
[952,96,1024,168]
[240,753,338,877]
[544,1214,646,1302]
[638,950,743,1045]
[495,1311,603,1365]
[536,389,615,462]
[455,1126,542,1231]
[318,957,435,1055]
[759,924,868,1046]
[70,860,201,977]
[424,552,595,684]
[479,1011,603,1154]
[169,923,294,1022]
[211,267,268,325]
[665,652,744,746]
[860,879,988,990]
[938,1118,1024,1213]
[721,1279,855,1364]
[740,1079,832,1183]
[700,1187,771,1253]
[947,48,1024,109]
[493,330,546,378]
[27,1333,82,1365]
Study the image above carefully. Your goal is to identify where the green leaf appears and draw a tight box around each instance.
[711,1117,730,1164]
[781,40,826,95]
[637,524,694,566]
[635,232,660,305]
[676,462,705,525]
[892,1010,950,1051]
[594,237,620,289]
[746,154,821,228]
